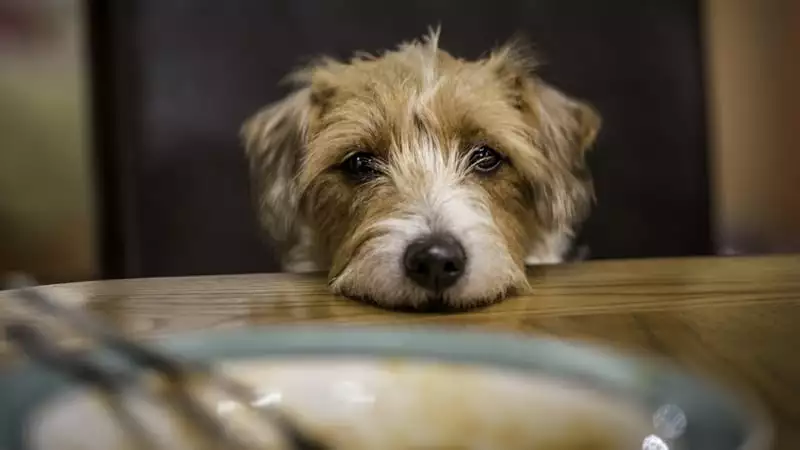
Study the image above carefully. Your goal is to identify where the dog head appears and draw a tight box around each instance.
[242,29,600,308]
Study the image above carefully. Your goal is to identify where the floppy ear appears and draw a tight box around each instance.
[532,80,601,172]
[490,41,601,229]
[489,40,601,161]
[529,81,601,229]
[241,89,311,245]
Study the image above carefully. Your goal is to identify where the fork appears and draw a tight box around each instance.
[3,275,329,450]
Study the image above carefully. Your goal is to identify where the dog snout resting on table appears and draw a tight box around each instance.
[242,28,599,309]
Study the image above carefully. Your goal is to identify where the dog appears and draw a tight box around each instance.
[241,28,600,309]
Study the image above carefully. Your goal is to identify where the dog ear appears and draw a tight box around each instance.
[241,89,312,244]
[489,39,600,165]
[529,82,600,229]
[489,40,601,229]
[531,80,601,168]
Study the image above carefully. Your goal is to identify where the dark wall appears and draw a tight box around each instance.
[88,0,711,278]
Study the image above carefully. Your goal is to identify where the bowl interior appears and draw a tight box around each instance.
[0,327,768,450]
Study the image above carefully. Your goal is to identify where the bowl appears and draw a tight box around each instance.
[0,327,771,449]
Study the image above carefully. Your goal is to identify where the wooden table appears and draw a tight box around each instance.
[2,255,799,449]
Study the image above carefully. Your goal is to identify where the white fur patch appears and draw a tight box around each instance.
[283,225,323,273]
[525,232,572,266]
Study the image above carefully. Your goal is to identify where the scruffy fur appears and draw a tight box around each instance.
[242,28,600,308]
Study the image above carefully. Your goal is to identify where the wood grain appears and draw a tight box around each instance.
[2,255,799,449]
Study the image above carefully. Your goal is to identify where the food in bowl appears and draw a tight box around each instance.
[30,359,653,450]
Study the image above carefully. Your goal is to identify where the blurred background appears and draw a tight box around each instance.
[0,0,797,284]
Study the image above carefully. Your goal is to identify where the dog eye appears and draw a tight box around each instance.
[340,152,380,181]
[469,146,504,173]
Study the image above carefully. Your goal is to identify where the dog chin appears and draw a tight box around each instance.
[329,281,514,311]
[328,239,527,310]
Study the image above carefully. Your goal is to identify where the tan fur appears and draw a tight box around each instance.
[242,28,600,308]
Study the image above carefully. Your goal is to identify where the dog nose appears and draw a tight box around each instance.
[403,235,466,292]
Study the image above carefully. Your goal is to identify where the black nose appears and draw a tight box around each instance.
[403,235,467,292]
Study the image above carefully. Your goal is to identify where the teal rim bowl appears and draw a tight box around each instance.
[0,326,771,449]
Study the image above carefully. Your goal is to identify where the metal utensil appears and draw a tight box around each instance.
[3,275,329,450]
